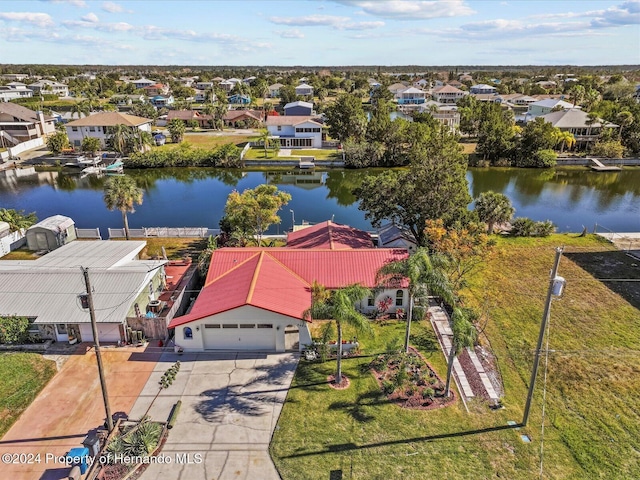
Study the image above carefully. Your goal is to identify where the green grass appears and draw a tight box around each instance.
[154,134,255,151]
[243,147,340,160]
[0,353,57,438]
[270,234,640,479]
[0,248,38,260]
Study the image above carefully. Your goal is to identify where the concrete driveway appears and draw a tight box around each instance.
[129,351,298,480]
[0,345,160,480]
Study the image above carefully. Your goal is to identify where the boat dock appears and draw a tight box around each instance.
[589,158,622,171]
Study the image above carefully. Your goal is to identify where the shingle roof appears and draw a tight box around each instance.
[540,109,617,129]
[265,115,322,126]
[66,112,152,127]
[286,221,373,249]
[0,102,54,122]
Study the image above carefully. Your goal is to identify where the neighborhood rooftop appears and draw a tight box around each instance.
[65,112,152,127]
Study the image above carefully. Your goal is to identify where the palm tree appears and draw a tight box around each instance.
[304,283,372,385]
[258,129,271,158]
[444,307,478,397]
[108,124,130,155]
[167,119,186,143]
[0,208,37,232]
[615,111,634,140]
[376,248,455,353]
[474,191,515,235]
[103,176,143,240]
[555,130,576,153]
[568,84,585,107]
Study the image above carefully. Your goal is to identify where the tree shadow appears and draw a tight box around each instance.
[565,250,640,309]
[328,391,389,423]
[409,330,439,354]
[195,383,281,422]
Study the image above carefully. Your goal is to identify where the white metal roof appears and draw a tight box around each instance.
[18,240,148,269]
[28,215,74,233]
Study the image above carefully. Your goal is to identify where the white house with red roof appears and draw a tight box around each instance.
[169,248,409,352]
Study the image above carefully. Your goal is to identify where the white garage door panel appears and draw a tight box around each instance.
[203,323,275,351]
[79,323,122,343]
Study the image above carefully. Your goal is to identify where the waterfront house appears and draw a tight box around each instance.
[149,94,174,108]
[430,84,467,104]
[540,109,618,150]
[526,99,574,118]
[169,247,409,352]
[0,84,33,102]
[65,112,153,149]
[266,116,323,148]
[132,78,156,89]
[0,103,56,143]
[470,84,498,94]
[395,87,427,105]
[0,240,195,344]
[377,223,418,253]
[268,83,284,98]
[27,80,69,97]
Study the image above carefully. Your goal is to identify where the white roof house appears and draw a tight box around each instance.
[527,99,575,117]
[0,241,167,344]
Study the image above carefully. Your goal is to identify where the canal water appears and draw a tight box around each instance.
[0,167,639,235]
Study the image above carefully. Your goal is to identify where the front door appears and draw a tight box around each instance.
[56,323,69,342]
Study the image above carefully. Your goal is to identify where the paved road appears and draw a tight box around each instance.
[129,351,298,480]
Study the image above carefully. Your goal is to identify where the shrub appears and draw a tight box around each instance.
[382,380,395,394]
[0,316,30,344]
[532,149,557,167]
[423,388,435,399]
[511,217,556,237]
[591,139,624,158]
[126,143,241,168]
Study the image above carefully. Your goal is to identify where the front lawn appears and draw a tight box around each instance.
[0,353,57,438]
[271,234,640,479]
[154,134,256,151]
[243,148,340,160]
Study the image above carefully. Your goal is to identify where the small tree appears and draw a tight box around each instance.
[46,131,69,155]
[444,308,478,397]
[591,139,624,158]
[81,136,101,155]
[224,184,291,246]
[0,208,37,232]
[474,191,515,235]
[168,119,186,143]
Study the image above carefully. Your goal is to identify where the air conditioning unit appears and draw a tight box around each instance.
[148,300,162,314]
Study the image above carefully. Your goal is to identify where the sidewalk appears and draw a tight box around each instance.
[429,305,499,403]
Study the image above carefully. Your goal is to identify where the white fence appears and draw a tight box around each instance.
[0,230,27,257]
[108,227,219,239]
[75,227,102,240]
[8,137,44,158]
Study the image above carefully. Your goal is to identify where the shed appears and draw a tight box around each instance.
[26,215,76,251]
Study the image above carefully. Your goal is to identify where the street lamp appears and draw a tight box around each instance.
[290,209,295,229]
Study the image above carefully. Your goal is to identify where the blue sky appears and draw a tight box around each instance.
[0,0,638,65]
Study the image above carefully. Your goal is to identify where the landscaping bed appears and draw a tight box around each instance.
[369,348,453,410]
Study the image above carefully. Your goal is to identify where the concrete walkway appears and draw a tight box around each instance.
[429,306,499,401]
[129,351,298,480]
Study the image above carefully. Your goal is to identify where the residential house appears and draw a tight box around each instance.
[169,247,409,352]
[470,84,498,94]
[65,112,153,149]
[219,80,235,92]
[388,82,410,96]
[0,103,56,143]
[266,116,323,148]
[228,94,251,105]
[295,83,314,96]
[27,80,69,97]
[284,100,314,116]
[1,73,30,81]
[195,81,214,91]
[194,90,214,103]
[413,78,430,89]
[377,223,418,253]
[167,110,211,128]
[526,99,575,118]
[500,93,537,106]
[458,74,473,83]
[268,83,283,98]
[395,87,427,105]
[0,84,33,102]
[535,80,557,90]
[25,215,76,251]
[132,78,156,89]
[243,76,256,84]
[286,220,373,249]
[0,241,163,344]
[222,110,262,128]
[143,83,170,96]
[430,84,467,104]
[540,109,618,150]
[149,95,174,108]
[110,94,146,107]
[416,101,461,131]
[179,76,197,87]
[447,80,464,89]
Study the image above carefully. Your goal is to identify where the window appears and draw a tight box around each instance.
[184,327,193,339]
[277,126,282,131]
[222,324,238,329]
[205,324,220,329]
[395,290,404,306]
[257,324,273,329]
[367,297,375,307]
[240,324,255,329]
[72,127,78,132]
[56,323,68,335]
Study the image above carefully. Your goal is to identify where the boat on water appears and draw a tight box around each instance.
[101,159,124,173]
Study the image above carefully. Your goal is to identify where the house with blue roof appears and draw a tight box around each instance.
[228,94,251,105]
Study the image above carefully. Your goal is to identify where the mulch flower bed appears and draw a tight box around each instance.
[369,347,455,410]
[327,374,351,390]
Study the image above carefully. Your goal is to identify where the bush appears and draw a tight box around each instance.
[382,380,395,394]
[532,149,557,167]
[126,143,241,168]
[511,217,556,237]
[591,139,624,158]
[0,316,30,344]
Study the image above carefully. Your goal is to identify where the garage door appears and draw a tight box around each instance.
[79,323,122,343]
[203,323,276,351]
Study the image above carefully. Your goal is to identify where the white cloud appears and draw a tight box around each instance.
[590,0,640,27]
[269,14,350,27]
[63,19,133,31]
[333,0,475,20]
[0,12,54,27]
[275,29,305,39]
[42,0,87,7]
[102,1,123,13]
[81,12,99,23]
[269,14,383,30]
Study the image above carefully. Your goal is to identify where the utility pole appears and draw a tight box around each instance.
[81,267,114,432]
[522,247,565,426]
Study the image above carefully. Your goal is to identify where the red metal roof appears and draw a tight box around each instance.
[286,221,374,250]
[169,248,409,328]
[168,251,311,328]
